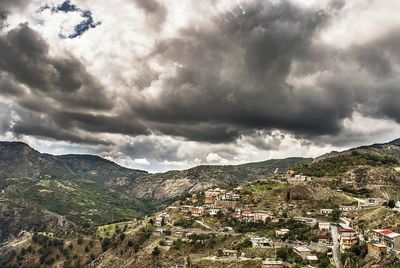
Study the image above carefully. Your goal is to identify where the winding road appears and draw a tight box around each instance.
[331,225,342,268]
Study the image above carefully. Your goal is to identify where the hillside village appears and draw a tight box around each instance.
[141,169,400,268]
[1,144,400,268]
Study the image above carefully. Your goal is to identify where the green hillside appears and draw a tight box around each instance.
[238,157,312,169]
[295,151,398,177]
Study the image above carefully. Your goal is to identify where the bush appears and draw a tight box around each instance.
[120,233,126,241]
[101,238,111,251]
[152,246,160,256]
[236,238,252,250]
[387,200,396,209]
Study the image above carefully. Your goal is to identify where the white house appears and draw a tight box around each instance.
[262,259,284,268]
[318,222,330,232]
[251,237,273,248]
[293,246,312,259]
[320,208,333,215]
[294,216,317,226]
[276,228,290,237]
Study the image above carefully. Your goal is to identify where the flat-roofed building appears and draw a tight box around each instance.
[251,237,273,248]
[262,259,284,268]
[338,227,359,251]
[293,246,312,259]
[372,229,400,250]
[275,228,290,238]
[368,243,388,259]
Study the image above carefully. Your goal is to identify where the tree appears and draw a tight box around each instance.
[237,238,252,250]
[120,233,126,241]
[331,209,341,221]
[216,210,224,219]
[152,246,160,257]
[387,200,396,209]
[164,229,172,236]
[101,238,111,251]
[276,248,290,261]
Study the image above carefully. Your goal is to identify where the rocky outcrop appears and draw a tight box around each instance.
[289,184,314,202]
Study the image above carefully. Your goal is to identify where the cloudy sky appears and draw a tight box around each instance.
[1,0,400,172]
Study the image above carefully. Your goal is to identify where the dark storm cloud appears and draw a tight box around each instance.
[0,23,116,144]
[127,0,400,145]
[152,122,239,143]
[0,23,112,110]
[121,138,181,162]
[0,103,11,133]
[11,115,111,146]
[340,30,400,124]
[51,111,149,136]
[1,0,400,151]
[131,1,347,142]
[132,0,167,30]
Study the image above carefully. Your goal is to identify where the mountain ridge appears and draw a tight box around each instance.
[0,140,313,243]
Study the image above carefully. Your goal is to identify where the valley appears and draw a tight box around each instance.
[1,139,400,267]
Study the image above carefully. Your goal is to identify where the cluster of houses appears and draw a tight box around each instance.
[178,188,278,223]
[367,229,400,259]
[233,209,274,223]
[157,185,400,267]
[154,212,172,226]
[357,198,387,208]
[288,174,313,183]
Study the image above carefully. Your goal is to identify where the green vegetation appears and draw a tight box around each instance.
[341,242,368,266]
[9,177,145,225]
[276,248,303,264]
[294,151,398,177]
[238,157,313,170]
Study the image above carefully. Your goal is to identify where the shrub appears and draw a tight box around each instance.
[152,246,160,256]
[101,238,111,252]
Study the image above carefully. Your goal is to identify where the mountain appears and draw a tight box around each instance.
[1,138,400,267]
[55,154,147,183]
[112,157,312,200]
[0,141,312,243]
[0,142,72,180]
[293,139,400,193]
[0,142,149,243]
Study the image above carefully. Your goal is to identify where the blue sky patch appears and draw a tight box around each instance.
[38,0,101,39]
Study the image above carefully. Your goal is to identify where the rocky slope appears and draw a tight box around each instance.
[117,158,312,200]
